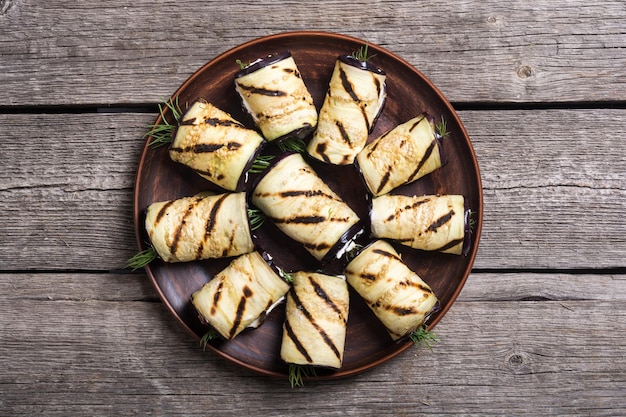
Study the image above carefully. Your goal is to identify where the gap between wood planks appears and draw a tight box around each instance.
[1,100,626,115]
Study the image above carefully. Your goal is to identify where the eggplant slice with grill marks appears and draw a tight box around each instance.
[344,240,439,341]
[144,192,254,263]
[307,55,386,165]
[191,251,290,340]
[370,194,469,255]
[251,153,361,262]
[356,113,442,196]
[280,271,349,369]
[234,51,318,142]
[169,99,266,191]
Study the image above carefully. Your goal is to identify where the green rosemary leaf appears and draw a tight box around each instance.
[435,116,450,139]
[145,97,185,149]
[278,137,307,154]
[467,209,478,231]
[288,364,317,388]
[351,43,376,63]
[236,59,252,70]
[409,325,440,352]
[200,328,221,351]
[125,247,157,271]
[345,243,364,262]
[248,154,274,174]
[247,207,266,231]
[275,265,294,283]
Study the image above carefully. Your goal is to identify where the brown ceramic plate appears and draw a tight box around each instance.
[134,31,482,380]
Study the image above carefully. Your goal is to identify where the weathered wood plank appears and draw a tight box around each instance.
[1,108,625,270]
[1,272,624,416]
[0,0,625,105]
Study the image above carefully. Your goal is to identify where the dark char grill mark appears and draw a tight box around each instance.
[366,130,390,158]
[279,189,338,201]
[203,194,230,251]
[372,248,400,260]
[210,279,224,316]
[237,83,287,97]
[302,242,331,251]
[229,284,253,339]
[308,275,346,322]
[361,273,377,281]
[179,116,244,128]
[170,141,242,154]
[284,319,313,363]
[407,139,437,182]
[271,215,326,225]
[336,120,351,145]
[338,66,370,131]
[427,209,455,232]
[391,306,417,316]
[435,237,464,252]
[376,170,391,195]
[154,200,176,225]
[169,196,203,258]
[315,142,331,163]
[384,199,431,222]
[408,115,426,132]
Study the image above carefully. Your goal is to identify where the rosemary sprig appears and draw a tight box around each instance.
[200,328,221,351]
[145,96,184,149]
[247,207,266,231]
[288,364,317,388]
[125,247,157,271]
[345,243,364,262]
[467,209,478,231]
[278,137,307,154]
[435,116,450,139]
[351,43,376,63]
[409,325,440,352]
[274,264,294,284]
[248,154,274,174]
[236,59,251,70]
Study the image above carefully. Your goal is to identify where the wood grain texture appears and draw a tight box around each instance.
[1,272,624,416]
[1,0,625,106]
[1,109,624,271]
[2,0,625,415]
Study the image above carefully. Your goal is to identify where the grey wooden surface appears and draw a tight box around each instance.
[1,0,625,416]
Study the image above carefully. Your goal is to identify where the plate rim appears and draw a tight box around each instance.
[133,30,483,380]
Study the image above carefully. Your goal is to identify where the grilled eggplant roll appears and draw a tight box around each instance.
[370,194,468,255]
[191,251,290,340]
[251,153,361,261]
[144,192,254,263]
[344,240,438,341]
[169,99,265,191]
[280,272,349,369]
[234,51,318,142]
[307,55,386,165]
[356,114,442,196]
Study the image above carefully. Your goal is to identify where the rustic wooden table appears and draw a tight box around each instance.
[2,1,625,415]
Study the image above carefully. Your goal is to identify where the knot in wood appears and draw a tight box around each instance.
[508,353,524,366]
[517,65,533,79]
